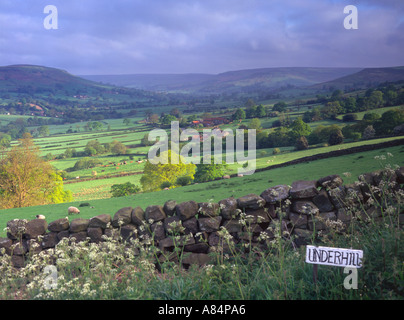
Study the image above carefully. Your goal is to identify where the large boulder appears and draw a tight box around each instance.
[69,231,88,243]
[293,228,312,247]
[0,238,12,255]
[163,200,177,216]
[237,194,266,210]
[308,211,337,231]
[69,218,90,233]
[244,208,271,223]
[372,169,397,186]
[182,217,199,234]
[312,190,334,212]
[145,205,166,222]
[151,222,166,241]
[112,207,133,227]
[120,224,138,241]
[218,197,239,220]
[222,220,243,233]
[24,219,48,239]
[290,180,319,199]
[396,166,404,184]
[176,201,199,221]
[292,201,319,215]
[87,227,103,243]
[197,216,222,233]
[57,230,70,241]
[260,185,290,204]
[89,214,111,229]
[48,218,70,232]
[317,175,344,189]
[336,208,352,223]
[164,216,184,234]
[26,239,42,255]
[328,186,347,209]
[131,206,145,226]
[159,235,195,250]
[6,219,27,240]
[207,231,235,251]
[11,241,27,255]
[288,213,308,229]
[41,232,59,249]
[198,202,220,217]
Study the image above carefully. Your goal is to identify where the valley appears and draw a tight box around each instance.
[0,64,403,219]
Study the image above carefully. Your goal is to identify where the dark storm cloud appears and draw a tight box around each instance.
[0,0,403,74]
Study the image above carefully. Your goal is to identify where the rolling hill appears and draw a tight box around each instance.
[310,66,404,90]
[3,64,404,108]
[0,65,164,102]
[81,67,362,94]
[0,65,110,92]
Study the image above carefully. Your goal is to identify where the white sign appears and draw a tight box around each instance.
[306,245,363,268]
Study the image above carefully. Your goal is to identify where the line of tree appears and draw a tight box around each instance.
[303,84,404,122]
[54,139,128,161]
[256,108,404,151]
[232,104,268,121]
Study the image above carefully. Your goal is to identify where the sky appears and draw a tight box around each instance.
[0,0,403,75]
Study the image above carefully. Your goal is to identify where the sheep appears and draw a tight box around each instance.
[68,206,80,215]
[36,214,46,219]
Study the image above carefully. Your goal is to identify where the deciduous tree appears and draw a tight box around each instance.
[0,133,72,209]
[140,150,196,192]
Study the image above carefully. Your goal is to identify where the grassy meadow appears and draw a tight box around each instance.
[1,142,403,237]
[1,97,403,229]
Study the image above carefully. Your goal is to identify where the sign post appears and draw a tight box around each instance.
[305,245,363,285]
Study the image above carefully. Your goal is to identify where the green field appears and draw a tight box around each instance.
[1,142,403,237]
[1,90,404,237]
[57,136,404,201]
[30,120,151,157]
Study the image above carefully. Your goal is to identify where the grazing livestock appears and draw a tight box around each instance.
[36,215,46,219]
[68,206,80,215]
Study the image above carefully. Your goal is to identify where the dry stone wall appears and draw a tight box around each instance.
[1,167,404,268]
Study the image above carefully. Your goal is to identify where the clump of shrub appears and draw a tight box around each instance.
[160,181,173,189]
[110,182,141,197]
[176,176,193,186]
[71,157,102,171]
[342,113,358,122]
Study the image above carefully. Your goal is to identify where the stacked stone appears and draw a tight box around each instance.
[1,167,403,268]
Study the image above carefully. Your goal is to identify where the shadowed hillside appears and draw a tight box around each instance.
[0,64,164,102]
[310,66,404,90]
[81,67,362,94]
